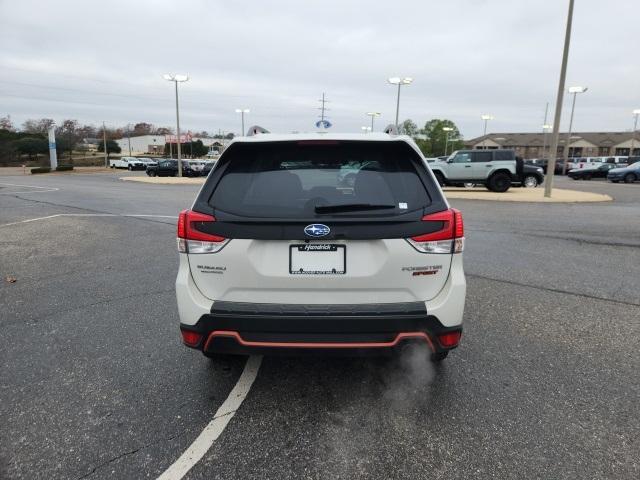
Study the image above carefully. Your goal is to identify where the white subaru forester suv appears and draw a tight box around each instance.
[176,131,466,362]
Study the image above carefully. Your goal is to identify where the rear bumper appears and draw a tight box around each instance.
[180,301,461,356]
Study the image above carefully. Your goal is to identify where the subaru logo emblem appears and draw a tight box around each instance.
[304,224,330,237]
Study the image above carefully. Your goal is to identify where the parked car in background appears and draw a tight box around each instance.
[569,163,622,180]
[201,161,216,176]
[188,160,207,173]
[607,162,640,183]
[516,162,544,188]
[110,157,146,170]
[430,149,517,192]
[137,157,158,167]
[146,159,198,177]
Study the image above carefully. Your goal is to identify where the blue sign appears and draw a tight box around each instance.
[315,120,332,129]
[304,224,330,237]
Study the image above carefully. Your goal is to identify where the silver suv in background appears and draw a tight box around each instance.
[430,149,517,192]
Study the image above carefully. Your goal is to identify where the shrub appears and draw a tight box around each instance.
[56,165,74,171]
[31,167,51,174]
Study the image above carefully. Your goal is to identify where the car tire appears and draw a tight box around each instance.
[463,182,476,188]
[487,172,511,192]
[611,180,619,183]
[128,165,133,171]
[148,170,156,177]
[523,175,538,188]
[624,173,636,183]
[430,351,449,362]
[433,172,445,187]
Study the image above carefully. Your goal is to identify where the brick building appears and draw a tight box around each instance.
[465,132,640,159]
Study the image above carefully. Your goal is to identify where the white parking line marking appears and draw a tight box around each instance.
[0,182,60,195]
[157,355,263,480]
[0,213,178,228]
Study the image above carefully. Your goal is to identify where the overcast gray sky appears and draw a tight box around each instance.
[1,0,638,138]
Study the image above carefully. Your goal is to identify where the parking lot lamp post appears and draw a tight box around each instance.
[235,109,249,136]
[542,124,552,161]
[126,124,132,156]
[102,121,108,168]
[631,109,640,157]
[366,112,381,132]
[163,74,189,177]
[443,127,454,156]
[562,86,588,174]
[387,77,413,129]
[481,115,494,149]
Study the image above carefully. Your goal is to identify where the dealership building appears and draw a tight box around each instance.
[465,131,640,159]
[115,135,225,156]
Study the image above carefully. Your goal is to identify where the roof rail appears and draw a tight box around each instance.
[246,125,269,136]
[383,124,399,135]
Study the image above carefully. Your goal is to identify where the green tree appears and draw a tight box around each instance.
[190,140,208,157]
[97,139,121,158]
[22,118,55,135]
[420,119,464,157]
[14,137,49,160]
[399,119,419,137]
[0,115,14,131]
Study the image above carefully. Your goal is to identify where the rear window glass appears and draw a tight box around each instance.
[208,141,432,218]
[494,150,515,160]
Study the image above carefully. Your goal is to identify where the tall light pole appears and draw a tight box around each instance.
[542,123,552,161]
[630,109,640,157]
[366,112,381,132]
[481,115,494,149]
[102,121,108,168]
[126,124,132,156]
[163,74,189,177]
[443,127,454,156]
[562,86,588,174]
[387,77,413,129]
[545,0,575,198]
[235,109,249,136]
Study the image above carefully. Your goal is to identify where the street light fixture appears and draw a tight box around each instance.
[481,115,494,149]
[443,127,454,156]
[163,73,189,177]
[366,112,381,132]
[235,109,250,136]
[630,109,640,157]
[562,85,588,174]
[387,77,413,129]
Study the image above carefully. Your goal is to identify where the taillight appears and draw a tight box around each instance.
[177,209,229,254]
[406,208,464,254]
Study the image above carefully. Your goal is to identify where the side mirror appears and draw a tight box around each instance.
[447,158,454,163]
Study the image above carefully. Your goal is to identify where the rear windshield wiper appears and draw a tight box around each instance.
[314,203,396,214]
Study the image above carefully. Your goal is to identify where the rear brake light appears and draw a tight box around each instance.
[177,209,229,254]
[406,208,464,254]
[437,331,461,348]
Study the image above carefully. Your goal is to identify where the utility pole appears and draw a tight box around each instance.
[630,110,640,157]
[545,0,575,198]
[562,87,588,175]
[126,124,132,156]
[102,121,108,168]
[541,102,549,160]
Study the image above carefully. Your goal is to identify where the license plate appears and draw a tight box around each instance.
[289,244,346,275]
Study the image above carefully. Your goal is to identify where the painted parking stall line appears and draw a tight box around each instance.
[0,182,60,195]
[0,213,178,228]
[157,355,263,480]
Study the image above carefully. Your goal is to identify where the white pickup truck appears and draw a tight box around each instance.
[109,157,146,170]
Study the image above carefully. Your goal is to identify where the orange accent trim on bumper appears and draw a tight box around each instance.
[204,330,435,352]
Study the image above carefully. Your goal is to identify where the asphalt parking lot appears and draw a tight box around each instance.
[1,172,638,479]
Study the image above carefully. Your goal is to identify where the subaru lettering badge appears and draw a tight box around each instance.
[304,224,330,237]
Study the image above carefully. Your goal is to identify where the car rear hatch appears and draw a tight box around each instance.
[181,140,461,304]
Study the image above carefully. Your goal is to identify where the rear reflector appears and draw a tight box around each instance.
[177,210,229,254]
[181,329,203,347]
[437,331,461,348]
[406,208,464,254]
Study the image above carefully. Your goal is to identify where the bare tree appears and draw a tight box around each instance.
[0,115,15,131]
[22,118,55,134]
